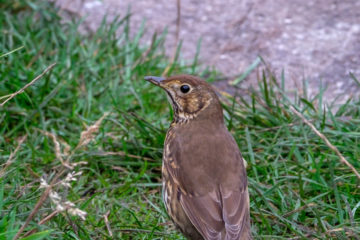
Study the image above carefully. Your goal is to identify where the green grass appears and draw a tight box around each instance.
[1,1,360,239]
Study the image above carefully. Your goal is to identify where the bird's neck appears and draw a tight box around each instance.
[172,101,224,126]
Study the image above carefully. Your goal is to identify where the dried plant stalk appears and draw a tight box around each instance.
[0,135,27,178]
[76,112,110,149]
[38,130,71,168]
[104,210,113,237]
[13,169,65,240]
[15,113,109,238]
[95,151,154,162]
[290,106,360,180]
[0,63,56,107]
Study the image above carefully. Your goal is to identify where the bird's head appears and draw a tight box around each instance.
[145,75,223,123]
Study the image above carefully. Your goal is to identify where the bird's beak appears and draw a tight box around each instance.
[144,76,166,86]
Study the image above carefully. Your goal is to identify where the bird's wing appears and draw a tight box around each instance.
[165,127,251,239]
[220,185,252,240]
[180,179,251,240]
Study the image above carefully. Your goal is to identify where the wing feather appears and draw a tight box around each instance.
[165,126,252,239]
[180,191,223,240]
[179,183,251,240]
[221,185,251,239]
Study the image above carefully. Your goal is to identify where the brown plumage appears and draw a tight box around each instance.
[145,75,252,240]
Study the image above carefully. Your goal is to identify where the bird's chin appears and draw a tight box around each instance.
[165,92,180,112]
[166,93,173,105]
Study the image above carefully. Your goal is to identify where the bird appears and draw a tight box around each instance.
[145,74,252,240]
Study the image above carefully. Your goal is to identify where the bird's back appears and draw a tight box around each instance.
[169,119,246,194]
[164,117,251,239]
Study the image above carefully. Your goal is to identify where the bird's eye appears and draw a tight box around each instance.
[180,85,190,94]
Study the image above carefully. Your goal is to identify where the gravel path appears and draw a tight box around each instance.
[55,0,360,103]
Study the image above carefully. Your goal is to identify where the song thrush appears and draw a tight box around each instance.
[145,75,252,240]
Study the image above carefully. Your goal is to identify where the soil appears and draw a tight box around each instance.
[54,0,360,104]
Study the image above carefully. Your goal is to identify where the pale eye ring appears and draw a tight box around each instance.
[180,85,190,93]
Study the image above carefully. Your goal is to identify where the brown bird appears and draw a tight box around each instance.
[145,75,252,240]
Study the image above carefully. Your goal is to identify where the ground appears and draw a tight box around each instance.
[55,0,360,103]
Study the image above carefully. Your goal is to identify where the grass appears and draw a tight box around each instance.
[1,1,360,239]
